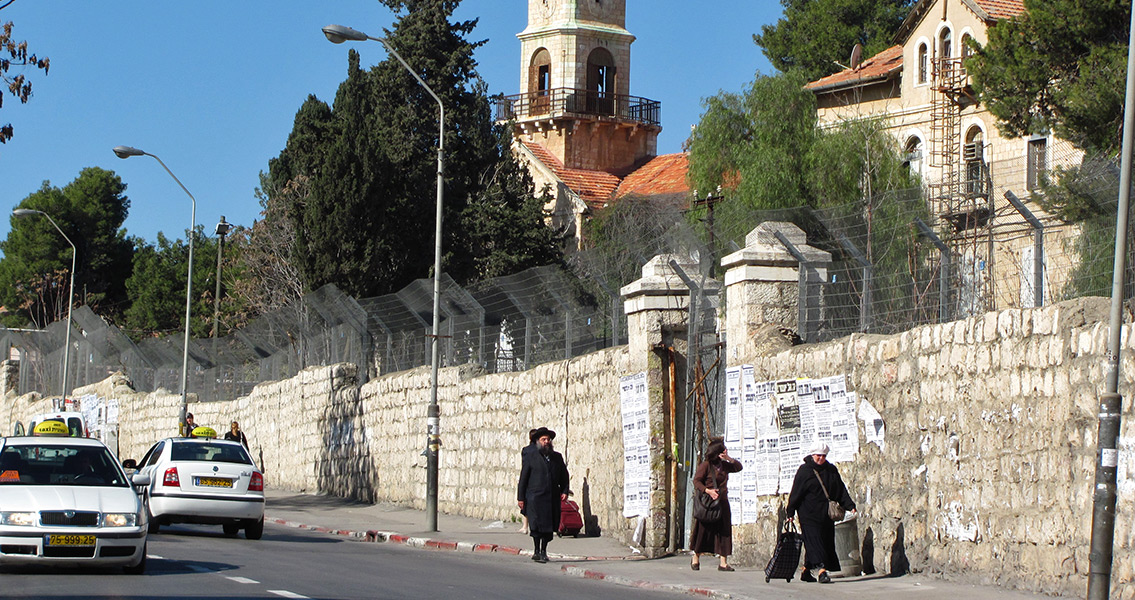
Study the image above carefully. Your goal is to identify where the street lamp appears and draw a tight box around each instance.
[213,216,232,340]
[12,208,76,400]
[323,23,446,532]
[112,145,196,436]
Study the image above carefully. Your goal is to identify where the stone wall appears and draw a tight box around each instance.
[726,296,1134,599]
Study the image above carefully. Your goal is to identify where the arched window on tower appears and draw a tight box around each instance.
[938,27,952,59]
[529,48,552,115]
[964,126,988,198]
[585,47,616,115]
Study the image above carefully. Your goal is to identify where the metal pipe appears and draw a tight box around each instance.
[1088,4,1135,598]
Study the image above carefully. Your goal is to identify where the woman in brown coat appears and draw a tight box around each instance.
[689,438,743,571]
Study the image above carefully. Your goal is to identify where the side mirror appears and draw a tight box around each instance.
[131,472,151,487]
[13,421,24,436]
[122,459,138,470]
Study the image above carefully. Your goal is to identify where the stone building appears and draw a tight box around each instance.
[493,0,691,250]
[804,0,1085,315]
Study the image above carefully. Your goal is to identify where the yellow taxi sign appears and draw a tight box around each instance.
[33,420,71,436]
[191,426,217,439]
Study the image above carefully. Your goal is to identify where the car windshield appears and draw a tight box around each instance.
[0,444,128,487]
[170,441,253,465]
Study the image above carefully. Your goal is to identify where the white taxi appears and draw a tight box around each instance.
[135,435,265,539]
[0,434,150,573]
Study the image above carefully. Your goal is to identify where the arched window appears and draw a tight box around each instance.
[917,43,928,84]
[960,33,974,59]
[529,48,552,114]
[586,47,616,114]
[938,27,953,59]
[964,126,987,196]
[903,136,924,179]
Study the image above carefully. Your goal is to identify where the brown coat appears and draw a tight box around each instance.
[689,456,743,556]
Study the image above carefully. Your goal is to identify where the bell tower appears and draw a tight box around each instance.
[498,0,661,173]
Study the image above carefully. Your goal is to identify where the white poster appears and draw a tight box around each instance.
[775,379,802,494]
[724,366,742,453]
[754,380,780,495]
[740,366,758,524]
[826,376,858,462]
[857,395,885,451]
[620,372,651,517]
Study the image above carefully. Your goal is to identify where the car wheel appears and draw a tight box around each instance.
[222,522,241,536]
[244,516,264,540]
[123,545,147,575]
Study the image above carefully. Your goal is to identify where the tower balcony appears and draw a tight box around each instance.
[494,88,661,128]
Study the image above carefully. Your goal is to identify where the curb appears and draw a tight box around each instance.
[561,565,731,599]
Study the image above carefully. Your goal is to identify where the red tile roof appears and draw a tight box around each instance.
[805,45,903,93]
[616,153,690,199]
[521,141,622,209]
[971,0,1024,20]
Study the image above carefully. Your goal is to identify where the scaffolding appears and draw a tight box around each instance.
[928,53,995,317]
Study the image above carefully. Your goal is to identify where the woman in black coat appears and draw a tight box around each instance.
[689,438,743,571]
[786,442,856,583]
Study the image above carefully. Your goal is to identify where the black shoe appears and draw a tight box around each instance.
[690,562,700,571]
[536,553,549,563]
[531,553,542,561]
[718,565,734,572]
[800,568,816,582]
[818,570,832,583]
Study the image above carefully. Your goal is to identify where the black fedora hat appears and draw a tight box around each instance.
[532,426,556,440]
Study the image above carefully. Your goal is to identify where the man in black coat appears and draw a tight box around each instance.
[517,426,570,563]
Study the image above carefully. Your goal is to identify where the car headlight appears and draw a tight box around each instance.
[0,512,37,526]
[102,513,138,527]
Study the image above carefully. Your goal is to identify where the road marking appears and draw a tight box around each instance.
[268,591,310,599]
[149,554,163,559]
[226,576,260,584]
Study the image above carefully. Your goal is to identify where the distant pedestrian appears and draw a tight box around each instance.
[786,442,856,583]
[518,428,538,534]
[224,421,249,449]
[689,437,742,571]
[517,426,569,564]
[182,413,198,438]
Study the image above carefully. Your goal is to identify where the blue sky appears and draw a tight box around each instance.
[0,1,780,248]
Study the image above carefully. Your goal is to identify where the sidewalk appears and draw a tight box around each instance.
[264,489,1067,600]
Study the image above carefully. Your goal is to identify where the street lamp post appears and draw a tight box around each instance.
[12,208,76,400]
[213,216,232,339]
[323,23,445,532]
[112,145,197,436]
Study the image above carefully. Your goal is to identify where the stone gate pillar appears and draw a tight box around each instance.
[721,222,831,363]
[620,254,696,557]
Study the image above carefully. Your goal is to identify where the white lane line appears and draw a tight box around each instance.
[148,554,163,559]
[226,576,260,584]
[267,591,310,599]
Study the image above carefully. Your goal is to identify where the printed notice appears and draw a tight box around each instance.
[620,372,651,517]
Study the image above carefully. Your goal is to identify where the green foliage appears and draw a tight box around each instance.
[0,168,132,327]
[687,71,818,213]
[123,229,217,339]
[268,0,559,299]
[754,0,915,81]
[967,0,1130,154]
[0,18,50,145]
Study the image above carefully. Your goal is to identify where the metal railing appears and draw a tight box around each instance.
[493,87,661,127]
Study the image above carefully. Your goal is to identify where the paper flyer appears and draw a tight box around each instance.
[740,366,757,524]
[857,395,885,451]
[619,372,651,517]
[754,380,780,495]
[775,379,801,494]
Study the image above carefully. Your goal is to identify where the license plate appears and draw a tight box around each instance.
[47,534,95,547]
[196,477,233,488]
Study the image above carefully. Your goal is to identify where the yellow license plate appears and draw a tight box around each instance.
[47,534,95,547]
[196,477,233,488]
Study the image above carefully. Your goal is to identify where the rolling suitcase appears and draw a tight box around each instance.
[764,521,803,582]
[558,498,583,537]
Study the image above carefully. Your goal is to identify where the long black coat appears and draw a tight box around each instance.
[517,448,570,534]
[785,455,855,571]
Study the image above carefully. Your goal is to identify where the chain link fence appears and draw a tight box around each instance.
[1,152,1127,404]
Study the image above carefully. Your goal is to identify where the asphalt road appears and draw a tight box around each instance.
[0,522,685,600]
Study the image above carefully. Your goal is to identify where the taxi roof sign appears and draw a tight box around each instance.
[33,420,71,436]
[191,426,217,439]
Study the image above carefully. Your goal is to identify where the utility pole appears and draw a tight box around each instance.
[693,194,725,277]
[213,216,232,340]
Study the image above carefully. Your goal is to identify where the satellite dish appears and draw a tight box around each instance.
[850,43,863,70]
